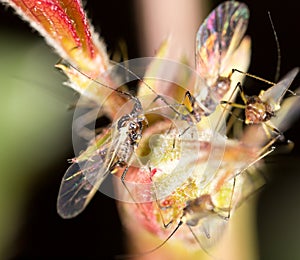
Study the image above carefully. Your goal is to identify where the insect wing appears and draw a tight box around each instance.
[269,86,300,133]
[196,2,249,84]
[57,154,107,218]
[57,129,113,219]
[260,67,299,111]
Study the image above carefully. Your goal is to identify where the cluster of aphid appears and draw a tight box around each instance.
[53,2,300,257]
[3,0,296,257]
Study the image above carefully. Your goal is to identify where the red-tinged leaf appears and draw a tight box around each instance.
[1,0,129,114]
[2,0,109,74]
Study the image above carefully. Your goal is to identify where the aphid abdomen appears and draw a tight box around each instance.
[212,76,231,101]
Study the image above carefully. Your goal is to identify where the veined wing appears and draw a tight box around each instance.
[57,129,112,219]
[260,67,299,111]
[196,1,249,84]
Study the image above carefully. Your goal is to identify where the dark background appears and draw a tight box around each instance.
[0,0,299,259]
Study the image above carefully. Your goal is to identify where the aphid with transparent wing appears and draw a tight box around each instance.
[221,67,299,137]
[57,130,110,218]
[57,101,146,218]
[56,58,197,218]
[185,1,251,121]
[57,64,148,218]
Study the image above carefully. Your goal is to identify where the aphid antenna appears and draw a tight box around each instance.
[233,176,267,211]
[56,59,137,101]
[267,11,281,83]
[231,134,280,181]
[109,60,192,121]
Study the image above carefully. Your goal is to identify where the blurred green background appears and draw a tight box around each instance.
[0,31,74,257]
[0,0,299,259]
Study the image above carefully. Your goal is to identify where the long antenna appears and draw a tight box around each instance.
[56,59,137,101]
[110,60,192,122]
[268,11,281,82]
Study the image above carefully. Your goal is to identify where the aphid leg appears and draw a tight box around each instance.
[111,60,193,122]
[225,107,244,135]
[151,183,174,228]
[220,82,247,109]
[263,121,284,140]
[225,176,236,220]
[218,82,248,132]
[232,68,276,86]
[232,135,279,181]
[163,90,197,139]
[120,164,138,202]
[118,164,156,224]
[177,91,198,136]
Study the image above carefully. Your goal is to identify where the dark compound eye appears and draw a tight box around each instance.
[129,122,137,130]
[131,133,141,142]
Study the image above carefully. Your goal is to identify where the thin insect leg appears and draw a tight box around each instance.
[162,92,194,147]
[262,122,272,140]
[226,176,236,220]
[234,168,267,210]
[258,133,281,155]
[110,60,192,121]
[234,67,299,97]
[224,108,245,136]
[220,100,246,109]
[232,136,279,180]
[120,166,139,204]
[118,155,155,222]
[220,82,247,108]
[232,69,276,86]
[164,90,201,147]
[119,165,151,222]
[263,121,283,139]
[168,91,193,132]
[148,171,174,228]
[213,81,244,136]
[177,91,198,136]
